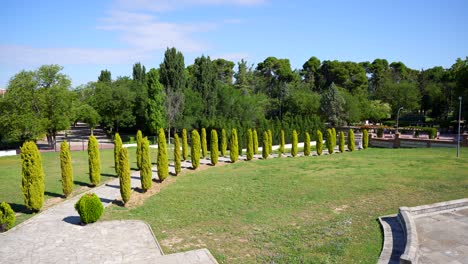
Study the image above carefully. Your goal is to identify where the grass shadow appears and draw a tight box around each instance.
[44,191,64,198]
[101,173,118,178]
[105,183,120,189]
[133,187,147,193]
[74,180,91,187]
[8,203,32,214]
[130,167,139,171]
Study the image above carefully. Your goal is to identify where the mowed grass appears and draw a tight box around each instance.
[0,146,161,225]
[103,148,468,263]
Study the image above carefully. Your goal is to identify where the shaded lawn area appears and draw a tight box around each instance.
[102,148,468,263]
[0,146,161,226]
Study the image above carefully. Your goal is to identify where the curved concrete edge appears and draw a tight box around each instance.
[398,208,419,264]
[377,215,396,264]
[141,220,165,255]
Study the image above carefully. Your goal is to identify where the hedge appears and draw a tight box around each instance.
[363,129,369,149]
[304,132,311,156]
[230,128,239,163]
[326,129,334,154]
[339,131,345,153]
[136,130,143,169]
[88,135,101,186]
[291,130,298,157]
[0,202,16,232]
[316,130,323,155]
[174,134,182,175]
[21,141,45,211]
[118,147,131,204]
[262,131,269,159]
[114,133,123,175]
[60,141,74,197]
[211,129,219,165]
[348,129,355,151]
[191,130,201,169]
[140,137,152,191]
[157,128,169,181]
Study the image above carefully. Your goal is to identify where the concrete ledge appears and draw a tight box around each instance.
[155,248,218,264]
[403,198,468,217]
[398,208,419,264]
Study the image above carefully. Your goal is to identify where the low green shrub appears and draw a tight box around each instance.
[74,193,104,224]
[0,202,15,232]
[427,128,437,139]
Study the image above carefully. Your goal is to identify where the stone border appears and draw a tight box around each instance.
[142,220,165,255]
[377,214,398,264]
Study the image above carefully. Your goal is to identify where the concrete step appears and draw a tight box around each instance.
[153,249,218,264]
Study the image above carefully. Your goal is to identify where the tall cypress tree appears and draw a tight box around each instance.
[363,129,369,149]
[88,135,101,186]
[230,128,239,163]
[174,134,182,175]
[60,141,73,197]
[141,137,152,191]
[221,128,227,157]
[136,130,143,169]
[21,141,45,211]
[157,128,169,181]
[348,129,355,151]
[182,128,188,160]
[279,130,285,155]
[316,130,323,155]
[247,129,254,161]
[210,129,219,165]
[262,131,269,159]
[118,147,131,204]
[304,132,311,156]
[268,130,273,154]
[253,129,259,155]
[114,133,122,175]
[326,128,334,154]
[339,131,345,153]
[191,130,201,169]
[291,130,298,157]
[201,128,207,158]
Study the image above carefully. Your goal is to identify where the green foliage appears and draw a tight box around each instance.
[60,141,73,197]
[262,131,269,159]
[320,83,345,126]
[182,129,188,160]
[348,129,355,151]
[113,133,122,175]
[146,68,166,134]
[173,134,182,175]
[253,129,259,155]
[210,130,219,165]
[0,202,16,232]
[21,141,45,211]
[136,130,143,169]
[332,128,337,148]
[221,129,227,157]
[201,128,207,158]
[326,129,334,154]
[247,129,254,161]
[74,193,104,224]
[191,130,201,169]
[88,135,101,186]
[304,132,311,156]
[159,47,187,93]
[140,137,152,191]
[316,130,323,155]
[363,129,369,149]
[268,130,273,154]
[279,130,285,154]
[427,128,438,139]
[118,147,131,204]
[377,128,384,138]
[339,131,345,153]
[230,128,239,163]
[157,128,169,181]
[291,130,298,157]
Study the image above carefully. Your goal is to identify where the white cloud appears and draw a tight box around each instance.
[115,0,267,12]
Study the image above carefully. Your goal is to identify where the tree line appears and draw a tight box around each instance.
[1,47,467,147]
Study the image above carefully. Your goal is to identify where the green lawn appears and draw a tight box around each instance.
[102,148,468,263]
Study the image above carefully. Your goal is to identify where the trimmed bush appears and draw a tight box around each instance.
[363,129,369,149]
[191,130,201,169]
[339,131,345,153]
[182,128,189,161]
[316,130,323,155]
[304,132,311,156]
[157,128,169,181]
[88,135,101,186]
[0,202,16,232]
[348,129,355,151]
[211,129,219,165]
[136,130,143,169]
[114,133,123,175]
[60,141,73,198]
[118,147,131,204]
[262,131,269,159]
[21,141,45,211]
[253,129,259,155]
[247,129,254,161]
[326,129,334,154]
[230,128,239,163]
[377,127,384,138]
[427,128,437,139]
[268,130,273,154]
[332,128,337,149]
[291,130,298,157]
[174,134,182,175]
[279,130,285,154]
[221,129,227,157]
[74,193,104,224]
[140,137,152,191]
[201,128,208,158]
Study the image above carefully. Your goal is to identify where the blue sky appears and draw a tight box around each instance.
[1,0,467,87]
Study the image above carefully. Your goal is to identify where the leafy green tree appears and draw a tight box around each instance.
[262,131,269,159]
[159,47,187,92]
[326,129,334,154]
[316,130,323,155]
[88,135,100,186]
[210,129,219,165]
[279,130,285,154]
[201,128,208,158]
[98,70,111,83]
[191,130,201,169]
[21,141,45,211]
[146,68,166,134]
[301,56,321,90]
[363,129,369,149]
[320,83,346,126]
[157,128,169,181]
[339,131,345,153]
[230,128,239,163]
[60,141,73,197]
[213,58,235,84]
[221,129,227,157]
[114,133,123,175]
[141,137,152,191]
[291,130,298,157]
[74,104,101,134]
[190,55,218,118]
[118,147,131,204]
[174,134,182,175]
[182,129,189,160]
[304,132,311,156]
[132,62,148,131]
[376,81,421,115]
[136,130,143,170]
[246,129,254,161]
[348,129,355,151]
[253,129,259,154]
